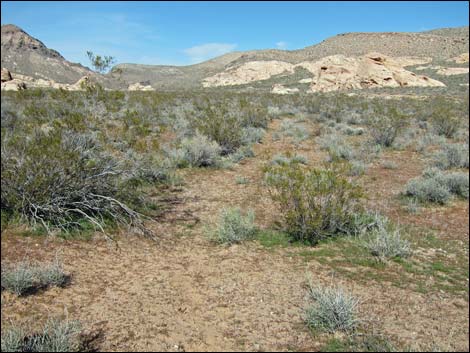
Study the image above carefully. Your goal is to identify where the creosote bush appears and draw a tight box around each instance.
[265,162,364,244]
[305,281,360,333]
[206,207,257,245]
[1,129,149,236]
[367,106,407,147]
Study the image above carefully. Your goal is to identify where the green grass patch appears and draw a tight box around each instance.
[256,229,293,248]
[320,334,397,352]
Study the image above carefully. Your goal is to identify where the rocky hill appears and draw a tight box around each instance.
[1,24,122,88]
[113,26,469,91]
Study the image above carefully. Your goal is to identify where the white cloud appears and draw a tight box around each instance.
[183,43,237,63]
[276,41,288,50]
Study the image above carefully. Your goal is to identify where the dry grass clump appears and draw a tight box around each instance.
[206,207,257,245]
[1,258,68,296]
[305,281,360,333]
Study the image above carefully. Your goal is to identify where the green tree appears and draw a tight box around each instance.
[86,51,116,74]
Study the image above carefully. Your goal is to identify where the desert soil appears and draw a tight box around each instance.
[1,119,469,352]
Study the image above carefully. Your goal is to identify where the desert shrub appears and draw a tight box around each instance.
[405,168,469,203]
[344,112,364,125]
[414,133,447,153]
[173,133,222,168]
[318,133,355,161]
[1,319,82,352]
[123,151,179,186]
[267,106,282,117]
[193,105,244,154]
[344,126,365,136]
[363,220,412,261]
[235,176,249,185]
[271,154,307,166]
[348,161,367,176]
[431,110,461,138]
[305,282,359,333]
[367,106,407,147]
[382,160,398,170]
[241,126,266,145]
[278,119,309,144]
[1,129,148,236]
[230,145,255,163]
[1,259,68,296]
[1,326,25,352]
[1,262,36,296]
[404,198,421,214]
[444,172,469,199]
[265,163,364,244]
[432,143,469,170]
[207,207,257,245]
[405,177,452,204]
[361,143,383,160]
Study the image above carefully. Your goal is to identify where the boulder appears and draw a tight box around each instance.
[1,68,12,82]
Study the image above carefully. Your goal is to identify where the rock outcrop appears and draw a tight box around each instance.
[0,72,103,91]
[202,53,445,92]
[447,52,469,64]
[271,84,299,94]
[1,80,26,91]
[436,67,469,76]
[1,67,13,82]
[202,61,294,87]
[128,82,155,91]
[302,53,444,92]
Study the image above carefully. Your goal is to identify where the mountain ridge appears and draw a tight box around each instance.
[1,24,468,91]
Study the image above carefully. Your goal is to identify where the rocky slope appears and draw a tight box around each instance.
[1,24,122,88]
[114,26,469,91]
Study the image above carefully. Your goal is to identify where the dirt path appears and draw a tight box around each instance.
[2,119,469,351]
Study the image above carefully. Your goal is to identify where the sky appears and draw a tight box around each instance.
[1,1,469,67]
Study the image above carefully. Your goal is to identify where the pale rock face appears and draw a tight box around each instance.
[128,82,155,91]
[202,53,444,92]
[202,61,295,87]
[298,78,313,83]
[1,79,26,91]
[414,65,443,71]
[447,53,469,64]
[436,67,469,76]
[299,53,444,92]
[271,84,299,94]
[0,72,99,91]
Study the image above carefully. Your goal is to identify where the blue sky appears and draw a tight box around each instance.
[1,1,468,67]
